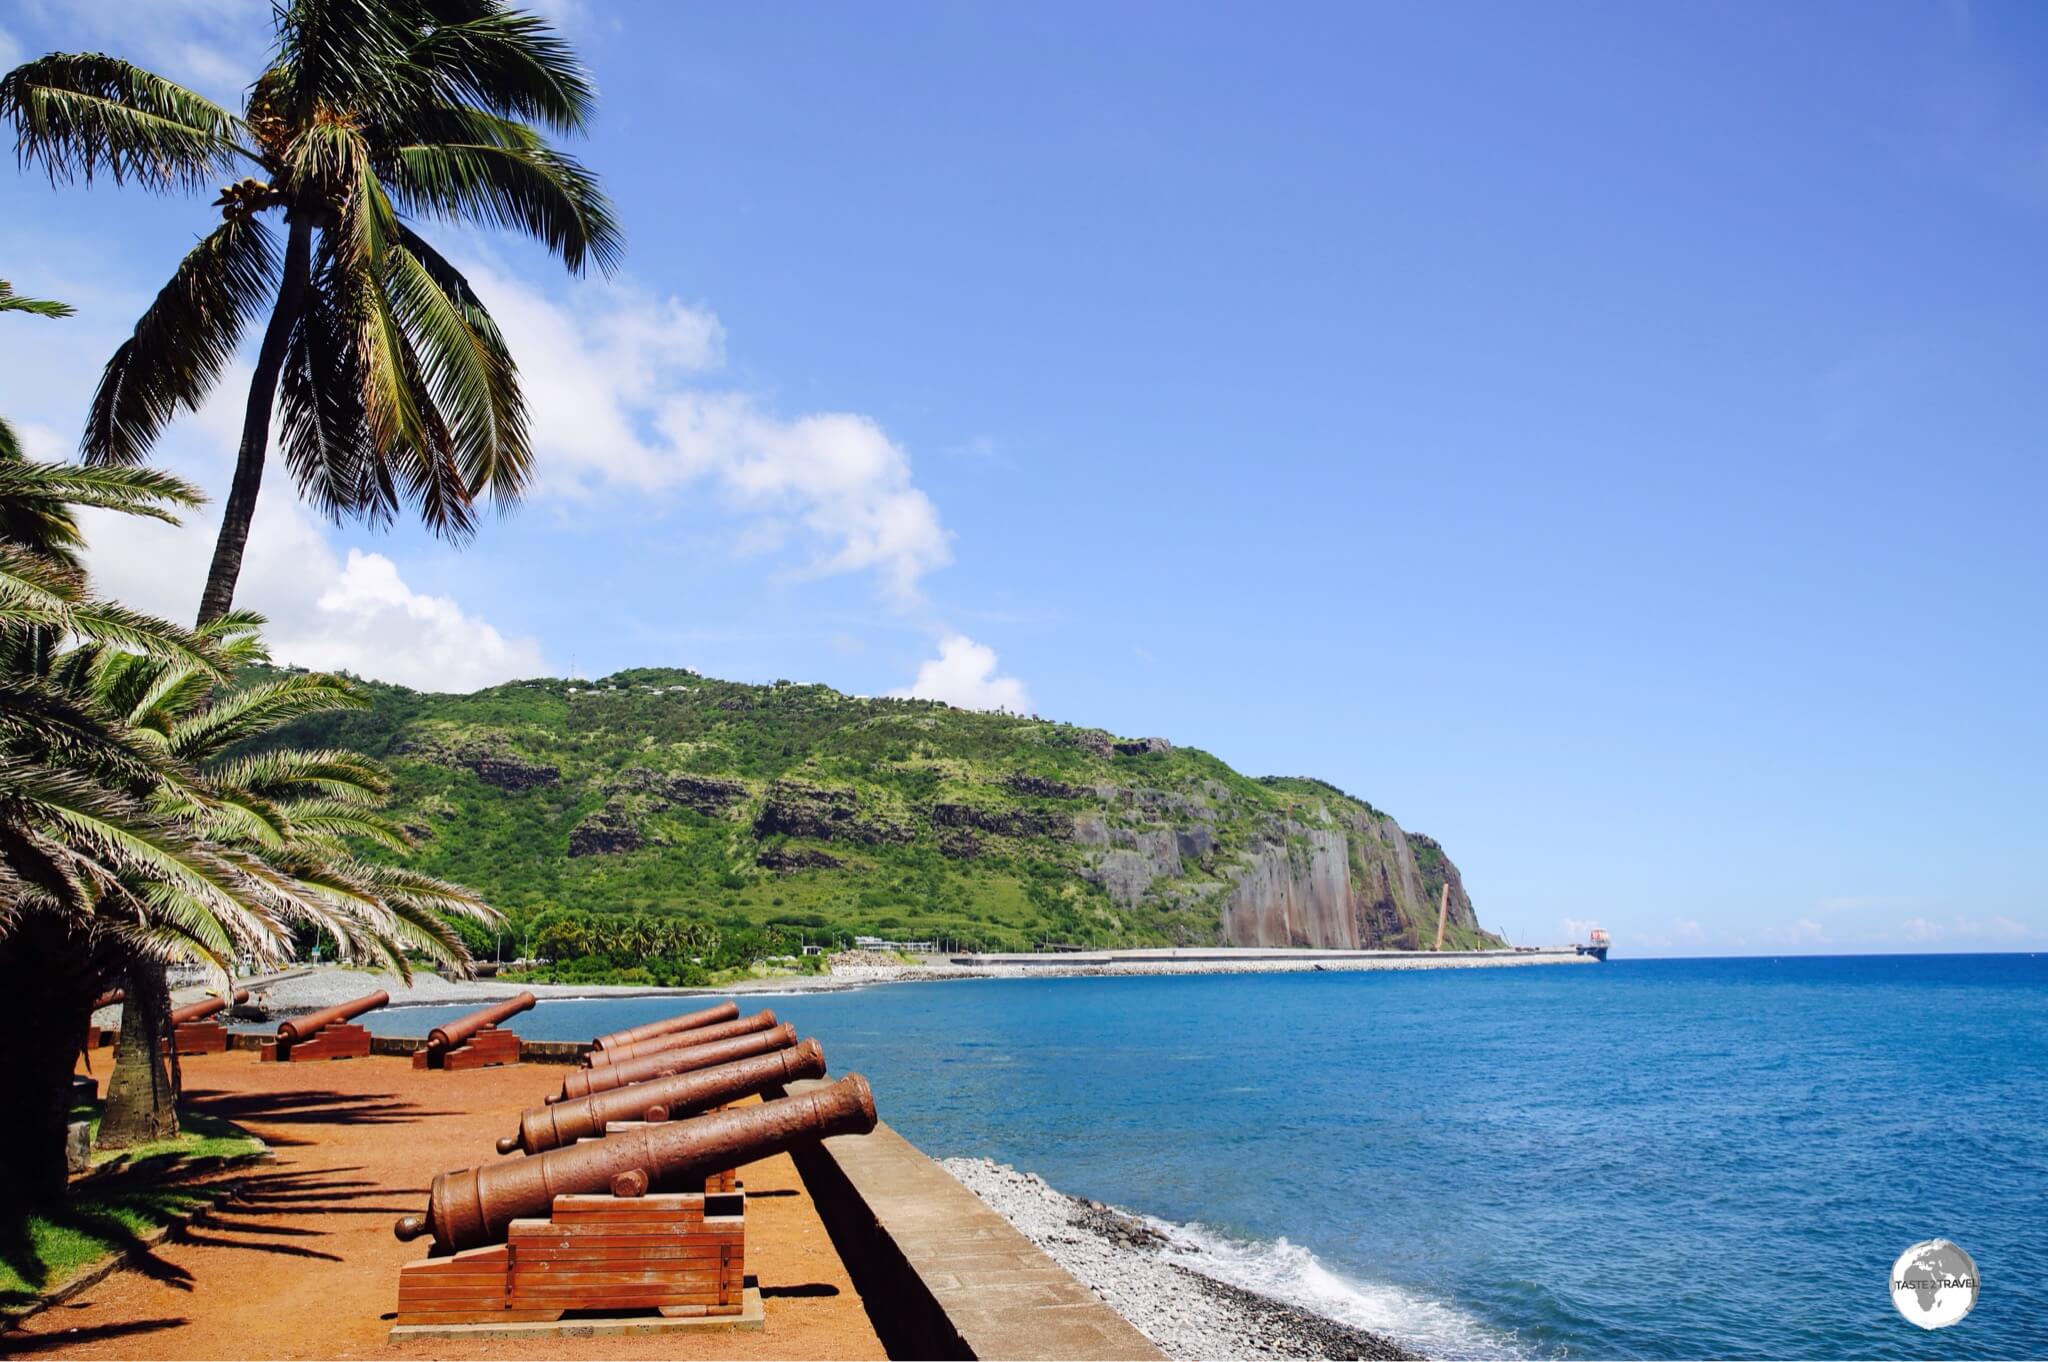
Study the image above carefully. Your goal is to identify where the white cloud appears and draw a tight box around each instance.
[889,634,1032,713]
[1898,915,2035,944]
[0,24,23,73]
[81,486,545,693]
[1761,918,1830,947]
[465,263,951,606]
[1560,917,1600,941]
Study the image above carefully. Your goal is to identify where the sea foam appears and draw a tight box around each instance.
[1146,1214,1524,1361]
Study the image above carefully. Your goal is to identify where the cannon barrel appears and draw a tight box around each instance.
[428,991,536,1053]
[232,989,251,1005]
[553,1024,797,1104]
[277,990,389,1043]
[170,996,227,1025]
[590,1000,739,1052]
[581,1009,778,1068]
[397,1074,875,1252]
[92,989,126,1010]
[501,1038,828,1156]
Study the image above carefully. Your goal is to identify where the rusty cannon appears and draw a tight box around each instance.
[395,1074,876,1253]
[169,991,249,1025]
[552,1023,798,1104]
[579,1009,779,1068]
[500,1038,828,1156]
[415,992,535,1071]
[588,1000,739,1054]
[169,996,228,1025]
[261,989,388,1062]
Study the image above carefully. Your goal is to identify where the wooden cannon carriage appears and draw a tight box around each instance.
[390,1060,875,1339]
[260,990,387,1062]
[413,992,535,1071]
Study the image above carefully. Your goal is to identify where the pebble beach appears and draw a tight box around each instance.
[941,1159,1416,1361]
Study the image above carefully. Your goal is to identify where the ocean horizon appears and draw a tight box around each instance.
[363,954,2047,1359]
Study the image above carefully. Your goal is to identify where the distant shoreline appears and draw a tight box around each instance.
[212,945,1598,1019]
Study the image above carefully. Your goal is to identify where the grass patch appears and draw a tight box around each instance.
[86,1109,264,1171]
[0,1109,266,1316]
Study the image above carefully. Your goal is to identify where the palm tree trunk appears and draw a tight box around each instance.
[195,214,315,627]
[94,961,180,1149]
[99,217,316,1144]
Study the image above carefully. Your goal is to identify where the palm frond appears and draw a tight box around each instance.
[387,137,620,275]
[0,53,250,190]
[399,2,596,135]
[276,798,410,852]
[208,747,389,803]
[280,241,376,520]
[84,214,279,465]
[385,240,531,506]
[0,279,77,317]
[166,671,365,761]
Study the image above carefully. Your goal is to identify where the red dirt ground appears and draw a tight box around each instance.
[10,1052,886,1360]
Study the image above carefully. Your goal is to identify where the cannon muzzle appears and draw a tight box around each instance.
[277,990,389,1043]
[502,1037,828,1156]
[552,1023,798,1104]
[398,1074,877,1253]
[580,1009,778,1068]
[427,991,536,1053]
[169,996,228,1025]
[590,1000,740,1052]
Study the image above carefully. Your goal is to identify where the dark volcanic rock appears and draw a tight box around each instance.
[1113,736,1174,757]
[929,802,1067,839]
[755,846,845,872]
[568,806,641,856]
[608,768,748,815]
[1072,729,1114,758]
[1002,773,1084,800]
[397,734,560,791]
[753,780,912,846]
[470,755,559,790]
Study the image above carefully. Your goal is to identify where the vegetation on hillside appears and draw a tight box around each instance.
[263,666,1505,966]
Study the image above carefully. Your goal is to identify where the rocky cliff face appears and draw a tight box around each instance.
[1215,811,1479,949]
[1072,785,1483,950]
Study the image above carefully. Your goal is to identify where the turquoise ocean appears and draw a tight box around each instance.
[363,955,2047,1359]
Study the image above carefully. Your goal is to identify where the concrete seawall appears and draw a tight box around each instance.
[780,1079,1165,1360]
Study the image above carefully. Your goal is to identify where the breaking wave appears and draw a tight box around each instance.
[1144,1214,1526,1361]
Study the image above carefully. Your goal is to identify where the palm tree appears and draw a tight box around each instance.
[1,581,500,1189]
[0,0,620,623]
[3,0,617,1137]
[76,616,497,1149]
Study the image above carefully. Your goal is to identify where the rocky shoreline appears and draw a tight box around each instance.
[942,1158,1418,1361]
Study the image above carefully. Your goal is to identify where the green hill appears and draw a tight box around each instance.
[268,666,1504,961]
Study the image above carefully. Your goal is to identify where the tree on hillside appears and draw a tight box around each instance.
[2,0,619,1138]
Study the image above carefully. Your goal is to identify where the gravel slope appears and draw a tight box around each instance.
[942,1158,1417,1361]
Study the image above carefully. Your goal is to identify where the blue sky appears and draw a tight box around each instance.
[2,1,2043,955]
